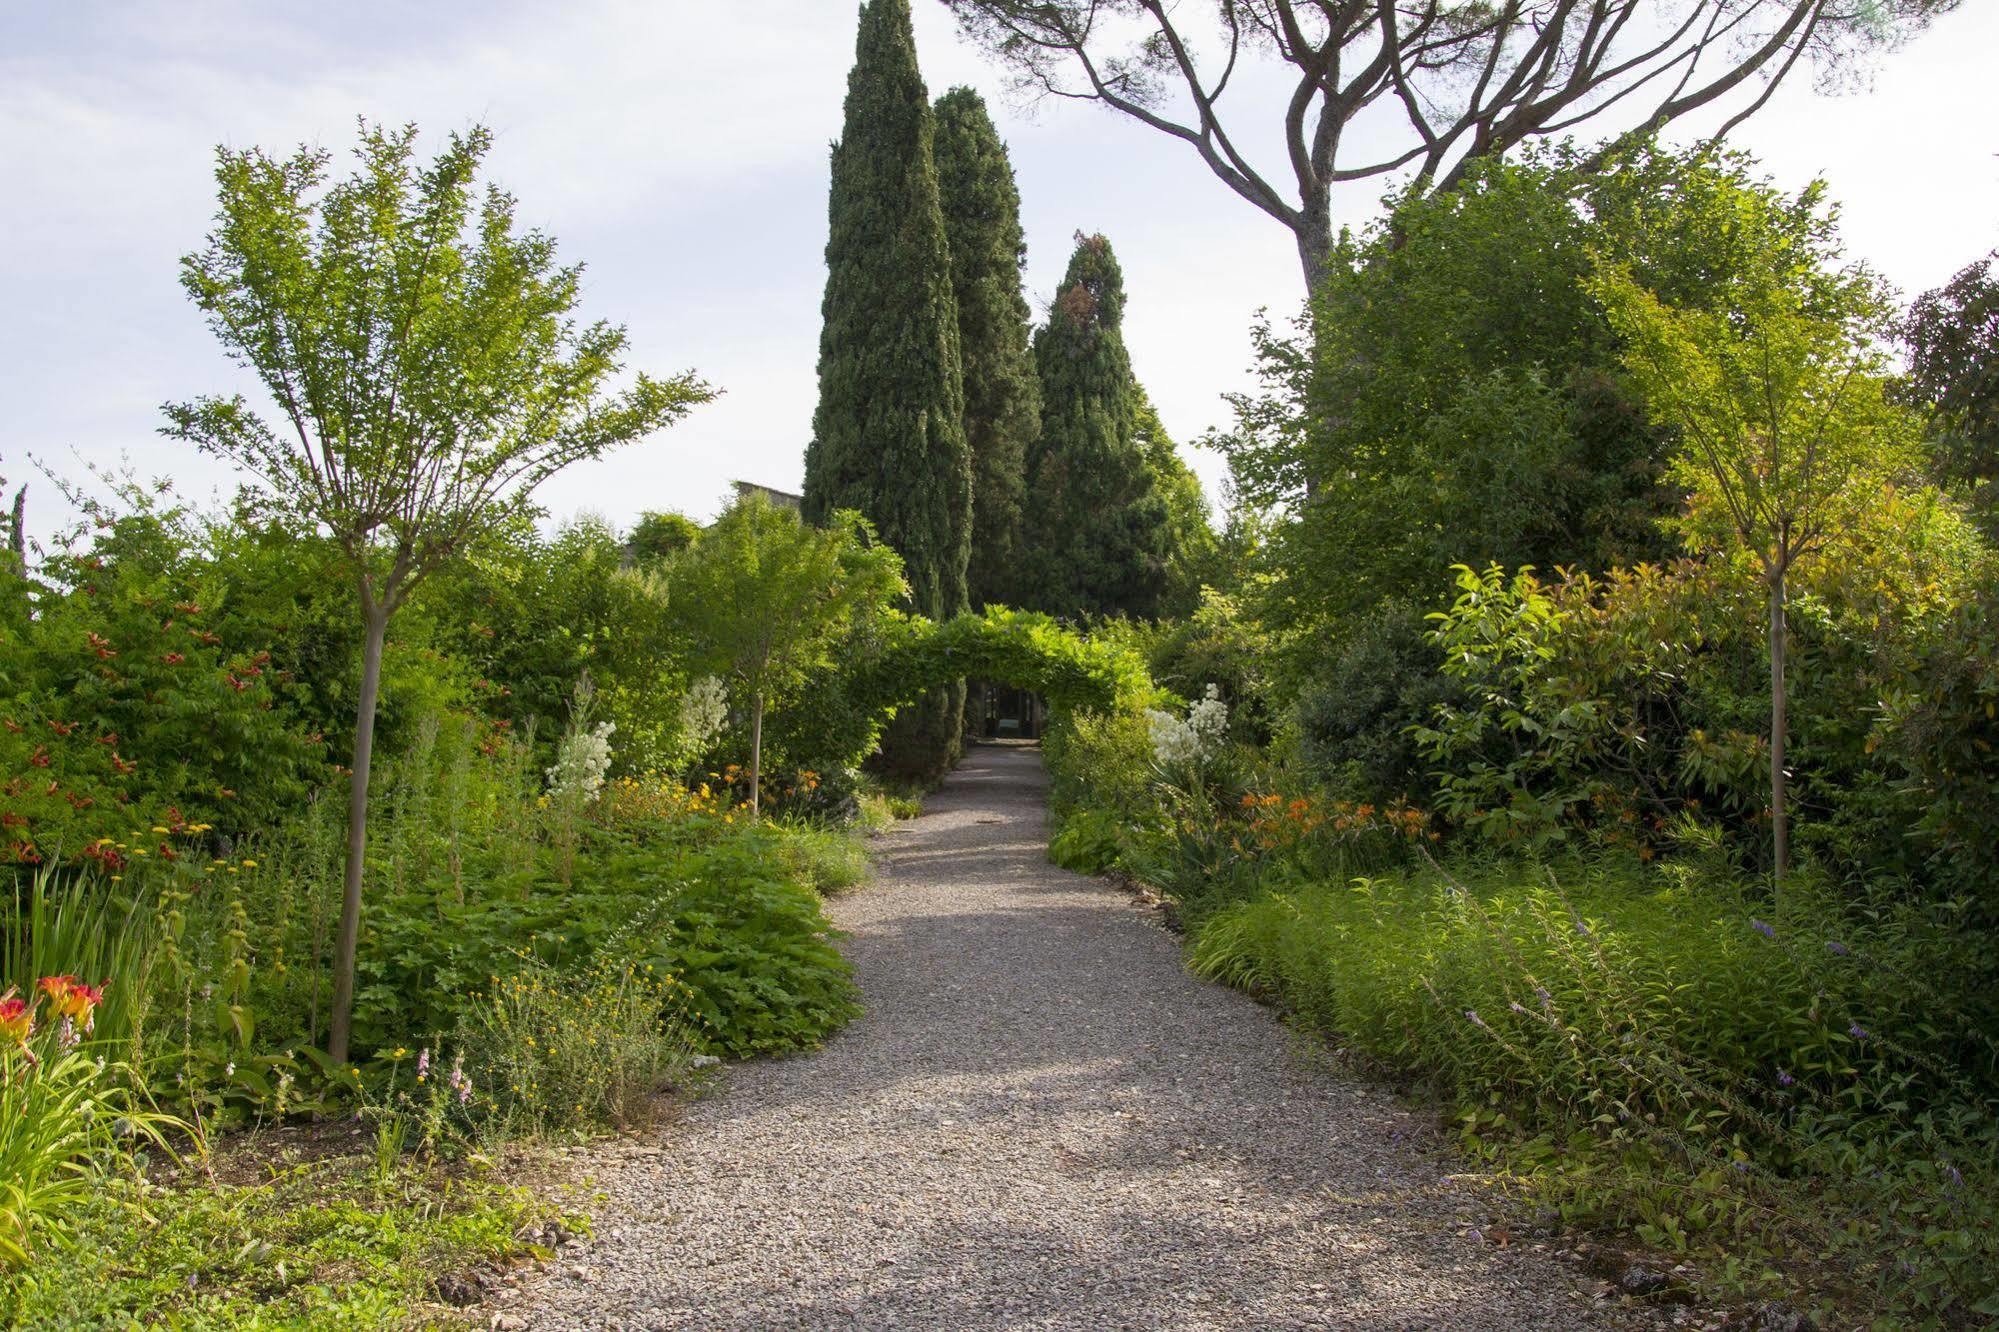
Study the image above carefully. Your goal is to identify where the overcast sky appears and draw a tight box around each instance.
[4,1,1995,544]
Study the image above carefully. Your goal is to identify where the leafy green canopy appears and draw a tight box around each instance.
[860,607,1156,718]
[933,86,1041,611]
[1220,142,1869,641]
[647,492,906,813]
[164,121,711,619]
[803,0,971,625]
[1021,233,1175,619]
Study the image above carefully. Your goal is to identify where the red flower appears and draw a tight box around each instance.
[39,976,103,1029]
[28,746,50,768]
[161,652,185,665]
[0,995,32,1044]
[46,720,75,737]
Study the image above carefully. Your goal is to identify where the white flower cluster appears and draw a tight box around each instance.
[678,675,729,752]
[547,720,616,802]
[1147,684,1228,766]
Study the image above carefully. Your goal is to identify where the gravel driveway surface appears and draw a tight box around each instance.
[517,742,1647,1330]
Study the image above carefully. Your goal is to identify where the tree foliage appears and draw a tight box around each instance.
[944,0,1960,286]
[804,0,972,780]
[648,493,905,818]
[1220,143,1868,642]
[861,606,1158,717]
[162,120,711,1061]
[804,0,971,624]
[1592,249,1923,884]
[933,86,1041,611]
[1905,246,1999,538]
[1020,233,1175,619]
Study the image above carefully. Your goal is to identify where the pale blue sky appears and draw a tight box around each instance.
[4,1,1995,543]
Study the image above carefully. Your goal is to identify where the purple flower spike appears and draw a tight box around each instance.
[1776,1069,1795,1088]
[1849,1023,1869,1040]
[1826,940,1849,957]
[1751,918,1775,939]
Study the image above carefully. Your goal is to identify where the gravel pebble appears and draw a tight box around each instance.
[518,743,1651,1330]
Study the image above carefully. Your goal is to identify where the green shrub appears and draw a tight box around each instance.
[1042,706,1153,823]
[1189,861,1999,1320]
[626,831,860,1058]
[1048,808,1128,875]
[1290,602,1462,803]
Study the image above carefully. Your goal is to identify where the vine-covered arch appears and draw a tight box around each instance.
[860,608,1155,718]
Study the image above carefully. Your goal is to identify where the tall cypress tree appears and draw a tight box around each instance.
[803,0,971,776]
[1021,233,1172,619]
[932,86,1039,610]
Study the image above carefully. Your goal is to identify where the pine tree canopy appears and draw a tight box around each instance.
[933,86,1040,612]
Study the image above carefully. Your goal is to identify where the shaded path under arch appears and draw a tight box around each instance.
[519,742,1649,1330]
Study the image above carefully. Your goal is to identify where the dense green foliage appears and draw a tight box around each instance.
[1020,234,1177,619]
[804,0,972,779]
[1222,144,1866,644]
[646,493,906,815]
[1905,243,1999,539]
[933,86,1040,612]
[1041,137,1999,1324]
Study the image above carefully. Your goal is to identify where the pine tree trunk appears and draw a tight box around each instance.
[749,690,764,821]
[328,605,387,1064]
[1768,567,1790,897]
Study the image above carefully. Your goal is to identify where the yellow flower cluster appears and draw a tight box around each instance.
[605,772,729,824]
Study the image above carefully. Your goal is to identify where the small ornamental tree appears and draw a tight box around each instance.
[1592,262,1919,890]
[656,493,905,818]
[163,121,713,1062]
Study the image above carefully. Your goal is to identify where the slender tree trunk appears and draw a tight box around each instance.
[328,604,388,1064]
[1768,566,1790,898]
[6,485,25,574]
[1295,207,1332,293]
[749,689,764,821]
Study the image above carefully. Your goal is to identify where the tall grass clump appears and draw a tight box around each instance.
[1190,859,1999,1320]
[463,951,698,1138]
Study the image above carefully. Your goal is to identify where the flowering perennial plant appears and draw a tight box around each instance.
[677,675,728,756]
[1146,684,1228,767]
[546,721,616,803]
[0,975,177,1266]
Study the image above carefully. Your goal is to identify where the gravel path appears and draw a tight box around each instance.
[517,742,1649,1330]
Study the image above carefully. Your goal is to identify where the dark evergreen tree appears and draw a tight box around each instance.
[1021,233,1173,619]
[803,0,971,777]
[932,86,1039,610]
